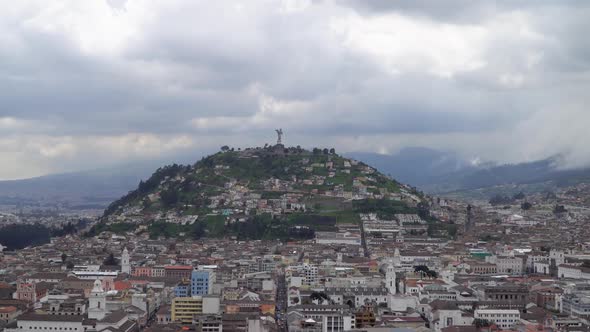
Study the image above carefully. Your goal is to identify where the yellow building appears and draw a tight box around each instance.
[171,296,203,324]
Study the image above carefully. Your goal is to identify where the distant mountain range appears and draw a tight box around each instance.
[0,165,152,208]
[348,148,590,198]
[2,147,590,208]
[347,147,471,189]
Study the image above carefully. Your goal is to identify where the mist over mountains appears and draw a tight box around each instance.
[0,157,194,208]
[347,147,472,188]
[349,148,590,196]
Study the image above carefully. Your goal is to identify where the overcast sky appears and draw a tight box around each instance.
[0,0,589,179]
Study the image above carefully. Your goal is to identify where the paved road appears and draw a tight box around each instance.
[276,269,288,331]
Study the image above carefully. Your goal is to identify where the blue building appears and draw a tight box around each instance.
[191,269,214,295]
[174,281,190,297]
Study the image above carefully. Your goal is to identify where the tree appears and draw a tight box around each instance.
[0,224,52,250]
[191,222,206,240]
[489,194,512,206]
[61,253,67,263]
[417,202,431,221]
[512,192,525,200]
[310,292,331,305]
[220,145,230,152]
[160,189,179,207]
[322,148,329,155]
[329,148,335,154]
[554,205,567,214]
[521,202,532,210]
[447,224,458,239]
[414,265,437,279]
[475,319,491,328]
[103,253,118,266]
[66,261,75,270]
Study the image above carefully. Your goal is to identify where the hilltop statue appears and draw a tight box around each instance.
[275,128,283,145]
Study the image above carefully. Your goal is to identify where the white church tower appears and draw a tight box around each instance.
[386,263,397,295]
[121,247,130,274]
[88,280,106,320]
[393,248,402,267]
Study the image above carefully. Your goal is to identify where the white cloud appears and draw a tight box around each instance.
[331,12,488,77]
[0,0,588,178]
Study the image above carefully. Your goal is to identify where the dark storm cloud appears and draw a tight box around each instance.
[340,0,586,22]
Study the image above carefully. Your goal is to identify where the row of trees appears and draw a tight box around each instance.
[353,198,417,219]
[312,148,335,155]
[489,193,536,211]
[414,265,438,278]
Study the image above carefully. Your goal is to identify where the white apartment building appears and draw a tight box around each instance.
[474,309,520,330]
[486,256,523,275]
[558,265,590,280]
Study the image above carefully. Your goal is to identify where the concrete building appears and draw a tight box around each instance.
[0,306,20,324]
[492,256,524,275]
[474,309,520,330]
[561,293,590,319]
[172,296,203,324]
[287,304,354,332]
[165,266,193,280]
[171,295,220,324]
[174,280,191,297]
[192,269,215,296]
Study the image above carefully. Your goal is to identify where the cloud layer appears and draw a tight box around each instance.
[0,0,589,179]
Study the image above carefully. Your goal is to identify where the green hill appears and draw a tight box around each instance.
[90,145,427,240]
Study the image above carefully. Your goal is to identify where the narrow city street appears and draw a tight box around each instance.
[276,269,288,332]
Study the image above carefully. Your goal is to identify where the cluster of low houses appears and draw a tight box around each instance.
[3,222,590,332]
[104,153,423,226]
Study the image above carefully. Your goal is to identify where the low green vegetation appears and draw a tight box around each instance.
[202,215,226,237]
[353,199,417,219]
[318,210,361,224]
[85,222,138,237]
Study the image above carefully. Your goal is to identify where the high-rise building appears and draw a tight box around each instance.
[171,297,203,324]
[191,269,215,296]
[171,296,221,324]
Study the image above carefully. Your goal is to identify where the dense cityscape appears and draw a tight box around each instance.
[2,138,590,332]
[2,1,589,332]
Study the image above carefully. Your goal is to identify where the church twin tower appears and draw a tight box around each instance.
[386,248,401,295]
[87,247,131,320]
[121,247,130,274]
